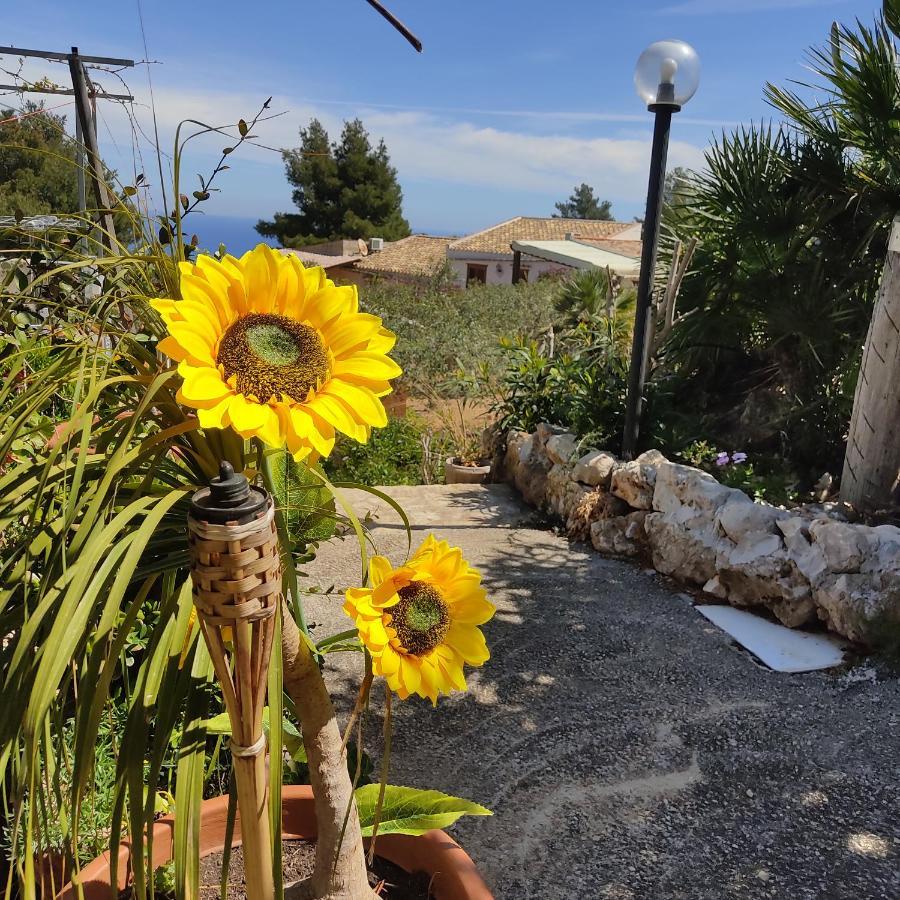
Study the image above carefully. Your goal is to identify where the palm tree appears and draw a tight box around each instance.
[659,6,900,482]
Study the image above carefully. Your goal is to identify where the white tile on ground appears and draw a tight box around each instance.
[696,605,847,673]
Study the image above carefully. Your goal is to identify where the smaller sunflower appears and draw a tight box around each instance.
[344,536,494,704]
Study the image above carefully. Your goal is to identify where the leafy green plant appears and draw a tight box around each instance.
[676,442,800,505]
[658,7,900,487]
[324,415,450,486]
[354,785,490,838]
[494,315,630,452]
[361,277,560,394]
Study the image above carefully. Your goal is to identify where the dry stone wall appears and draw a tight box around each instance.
[498,426,900,648]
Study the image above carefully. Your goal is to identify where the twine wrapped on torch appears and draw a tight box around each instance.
[188,461,279,900]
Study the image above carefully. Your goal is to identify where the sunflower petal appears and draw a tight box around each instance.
[445,622,490,666]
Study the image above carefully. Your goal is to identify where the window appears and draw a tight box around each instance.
[466,264,487,286]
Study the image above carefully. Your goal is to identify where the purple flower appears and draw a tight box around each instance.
[715,452,730,466]
[732,451,748,464]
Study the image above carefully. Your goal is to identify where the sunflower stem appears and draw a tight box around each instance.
[260,444,309,638]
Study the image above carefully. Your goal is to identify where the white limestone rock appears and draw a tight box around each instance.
[715,533,815,628]
[535,422,568,449]
[545,433,578,466]
[610,450,667,510]
[778,517,829,586]
[863,525,900,575]
[547,463,591,521]
[644,513,721,585]
[808,519,872,574]
[590,511,648,558]
[716,495,789,543]
[703,575,728,599]
[652,462,740,527]
[572,451,617,489]
[814,572,900,645]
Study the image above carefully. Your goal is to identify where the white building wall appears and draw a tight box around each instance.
[449,257,570,289]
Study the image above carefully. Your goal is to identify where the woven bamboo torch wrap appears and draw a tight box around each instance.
[187,497,280,756]
[187,470,278,900]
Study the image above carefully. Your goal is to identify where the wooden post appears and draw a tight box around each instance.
[841,215,900,511]
[511,250,522,284]
[67,47,118,253]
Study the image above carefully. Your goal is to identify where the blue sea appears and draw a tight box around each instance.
[187,214,279,256]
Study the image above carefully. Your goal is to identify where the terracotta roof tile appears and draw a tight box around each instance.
[354,234,451,277]
[449,216,633,256]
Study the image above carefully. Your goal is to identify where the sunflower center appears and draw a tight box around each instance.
[391,583,450,656]
[217,313,330,402]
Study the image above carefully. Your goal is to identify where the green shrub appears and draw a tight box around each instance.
[658,10,900,487]
[324,415,451,486]
[494,322,629,451]
[360,277,559,393]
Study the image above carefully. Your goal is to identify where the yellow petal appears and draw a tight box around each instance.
[241,244,279,314]
[368,556,393,587]
[307,391,369,443]
[445,623,489,666]
[167,321,216,366]
[448,593,495,626]
[288,407,335,458]
[305,284,359,328]
[157,336,188,363]
[324,314,383,358]
[322,381,387,429]
[367,327,397,355]
[179,366,231,404]
[378,646,401,677]
[398,656,421,695]
[332,352,403,382]
[180,272,234,328]
[197,396,233,430]
[226,394,269,434]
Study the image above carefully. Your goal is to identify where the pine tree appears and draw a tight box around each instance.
[257,118,411,247]
[553,183,613,220]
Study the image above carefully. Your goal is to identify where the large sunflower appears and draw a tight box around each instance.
[151,244,401,460]
[344,536,495,704]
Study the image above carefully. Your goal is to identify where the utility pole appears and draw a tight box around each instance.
[67,48,119,251]
[0,44,134,254]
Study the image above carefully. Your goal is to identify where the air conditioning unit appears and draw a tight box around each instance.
[369,237,384,251]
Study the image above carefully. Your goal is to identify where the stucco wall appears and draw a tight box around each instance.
[449,257,569,288]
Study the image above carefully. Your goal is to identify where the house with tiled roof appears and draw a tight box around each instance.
[446,216,639,288]
[353,234,451,284]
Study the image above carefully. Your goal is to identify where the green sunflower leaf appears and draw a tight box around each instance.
[268,450,336,546]
[354,785,491,837]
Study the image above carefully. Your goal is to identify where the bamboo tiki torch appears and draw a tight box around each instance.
[188,461,279,900]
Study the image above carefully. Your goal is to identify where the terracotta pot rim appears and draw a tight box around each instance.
[445,457,491,472]
[59,785,492,900]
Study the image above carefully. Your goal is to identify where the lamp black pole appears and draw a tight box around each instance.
[621,98,678,460]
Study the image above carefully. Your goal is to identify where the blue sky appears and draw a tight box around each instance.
[3,0,882,241]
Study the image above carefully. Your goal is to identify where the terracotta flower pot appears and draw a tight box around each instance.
[58,785,492,900]
[444,458,491,486]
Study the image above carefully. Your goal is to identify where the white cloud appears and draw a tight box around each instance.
[661,0,844,13]
[119,84,708,203]
[363,110,707,197]
[1,71,709,221]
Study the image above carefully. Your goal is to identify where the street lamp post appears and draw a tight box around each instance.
[621,40,700,460]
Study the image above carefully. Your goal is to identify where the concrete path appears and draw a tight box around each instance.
[303,485,900,900]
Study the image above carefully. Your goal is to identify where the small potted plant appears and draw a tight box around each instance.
[437,398,492,485]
